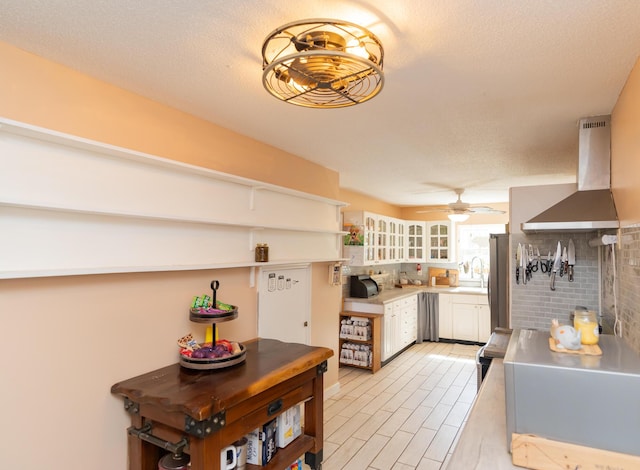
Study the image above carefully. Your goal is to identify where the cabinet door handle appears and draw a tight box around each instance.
[267,399,283,416]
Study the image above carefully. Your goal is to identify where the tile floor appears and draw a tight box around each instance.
[319,341,480,470]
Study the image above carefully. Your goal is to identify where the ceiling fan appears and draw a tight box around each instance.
[415,189,505,221]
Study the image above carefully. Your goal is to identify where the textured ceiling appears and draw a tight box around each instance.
[1,1,639,207]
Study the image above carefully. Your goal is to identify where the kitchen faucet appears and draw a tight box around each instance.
[471,256,485,288]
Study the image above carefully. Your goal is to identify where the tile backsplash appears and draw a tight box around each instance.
[510,232,599,330]
[601,225,640,353]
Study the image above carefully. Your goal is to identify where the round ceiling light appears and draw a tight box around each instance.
[261,19,384,108]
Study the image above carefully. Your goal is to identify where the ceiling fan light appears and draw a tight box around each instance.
[262,19,384,108]
[448,213,470,222]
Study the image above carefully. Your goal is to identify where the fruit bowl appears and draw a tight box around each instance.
[179,343,246,370]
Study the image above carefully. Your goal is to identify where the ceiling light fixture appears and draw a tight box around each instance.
[261,19,384,108]
[448,212,470,222]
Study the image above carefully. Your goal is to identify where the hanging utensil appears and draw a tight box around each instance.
[527,244,534,280]
[540,249,549,274]
[560,246,567,277]
[568,239,576,282]
[550,241,562,291]
[546,251,553,276]
[515,244,522,285]
[531,247,540,273]
[521,244,527,285]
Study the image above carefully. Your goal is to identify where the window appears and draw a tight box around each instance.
[457,224,506,280]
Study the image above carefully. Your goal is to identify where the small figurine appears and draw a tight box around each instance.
[551,319,582,350]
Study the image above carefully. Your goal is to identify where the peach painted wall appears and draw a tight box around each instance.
[0,41,339,200]
[611,55,640,227]
[0,41,340,470]
[339,188,403,218]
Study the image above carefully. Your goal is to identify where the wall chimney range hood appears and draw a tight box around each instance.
[522,115,619,232]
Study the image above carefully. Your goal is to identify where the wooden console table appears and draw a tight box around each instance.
[111,338,333,470]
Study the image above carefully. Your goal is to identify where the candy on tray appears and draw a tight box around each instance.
[177,333,199,351]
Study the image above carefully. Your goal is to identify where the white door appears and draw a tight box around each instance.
[258,264,311,345]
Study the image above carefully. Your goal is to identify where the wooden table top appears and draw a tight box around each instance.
[111,338,333,421]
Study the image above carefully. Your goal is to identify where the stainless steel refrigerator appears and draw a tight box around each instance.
[488,233,509,330]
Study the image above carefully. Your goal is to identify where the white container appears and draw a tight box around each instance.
[276,404,301,448]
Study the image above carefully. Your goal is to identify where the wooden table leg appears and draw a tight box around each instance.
[303,372,324,470]
[189,431,223,470]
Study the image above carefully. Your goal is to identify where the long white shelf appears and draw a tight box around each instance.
[1,258,350,280]
[0,118,349,279]
[0,118,348,208]
[0,200,349,235]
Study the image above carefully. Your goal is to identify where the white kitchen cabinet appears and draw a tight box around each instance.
[450,294,490,343]
[438,293,453,339]
[377,216,389,263]
[477,302,491,343]
[452,302,479,341]
[407,221,426,262]
[387,217,405,263]
[397,221,406,262]
[427,221,454,263]
[399,296,418,347]
[381,295,417,361]
[388,219,397,262]
[382,303,399,361]
[343,211,378,265]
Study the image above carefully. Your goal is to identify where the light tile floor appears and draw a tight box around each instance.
[319,341,480,470]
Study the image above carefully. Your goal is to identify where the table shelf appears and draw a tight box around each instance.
[111,338,333,470]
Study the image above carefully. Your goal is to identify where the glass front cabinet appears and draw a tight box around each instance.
[427,221,454,262]
[343,211,379,265]
[406,221,426,262]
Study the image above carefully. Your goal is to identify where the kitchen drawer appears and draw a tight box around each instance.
[452,294,487,305]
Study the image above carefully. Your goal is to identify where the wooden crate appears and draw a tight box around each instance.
[511,433,640,470]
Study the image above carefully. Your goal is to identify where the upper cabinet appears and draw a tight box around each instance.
[343,211,379,265]
[343,214,458,266]
[427,221,455,263]
[377,217,388,263]
[406,221,426,262]
[388,218,405,263]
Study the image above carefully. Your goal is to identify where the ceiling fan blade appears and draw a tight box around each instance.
[414,208,450,214]
[468,206,506,214]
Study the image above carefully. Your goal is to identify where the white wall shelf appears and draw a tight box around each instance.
[0,118,348,279]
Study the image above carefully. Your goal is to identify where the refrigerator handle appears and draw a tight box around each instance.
[487,273,491,308]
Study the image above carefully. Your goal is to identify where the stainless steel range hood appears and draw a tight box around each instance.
[522,115,618,232]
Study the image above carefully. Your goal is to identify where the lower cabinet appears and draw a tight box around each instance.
[382,305,399,361]
[439,293,490,343]
[382,295,417,362]
[477,303,491,343]
[452,301,479,342]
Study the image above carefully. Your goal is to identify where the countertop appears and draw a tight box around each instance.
[445,358,519,469]
[344,285,488,305]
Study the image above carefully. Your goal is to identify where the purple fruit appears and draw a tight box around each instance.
[205,349,220,358]
[191,349,206,359]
